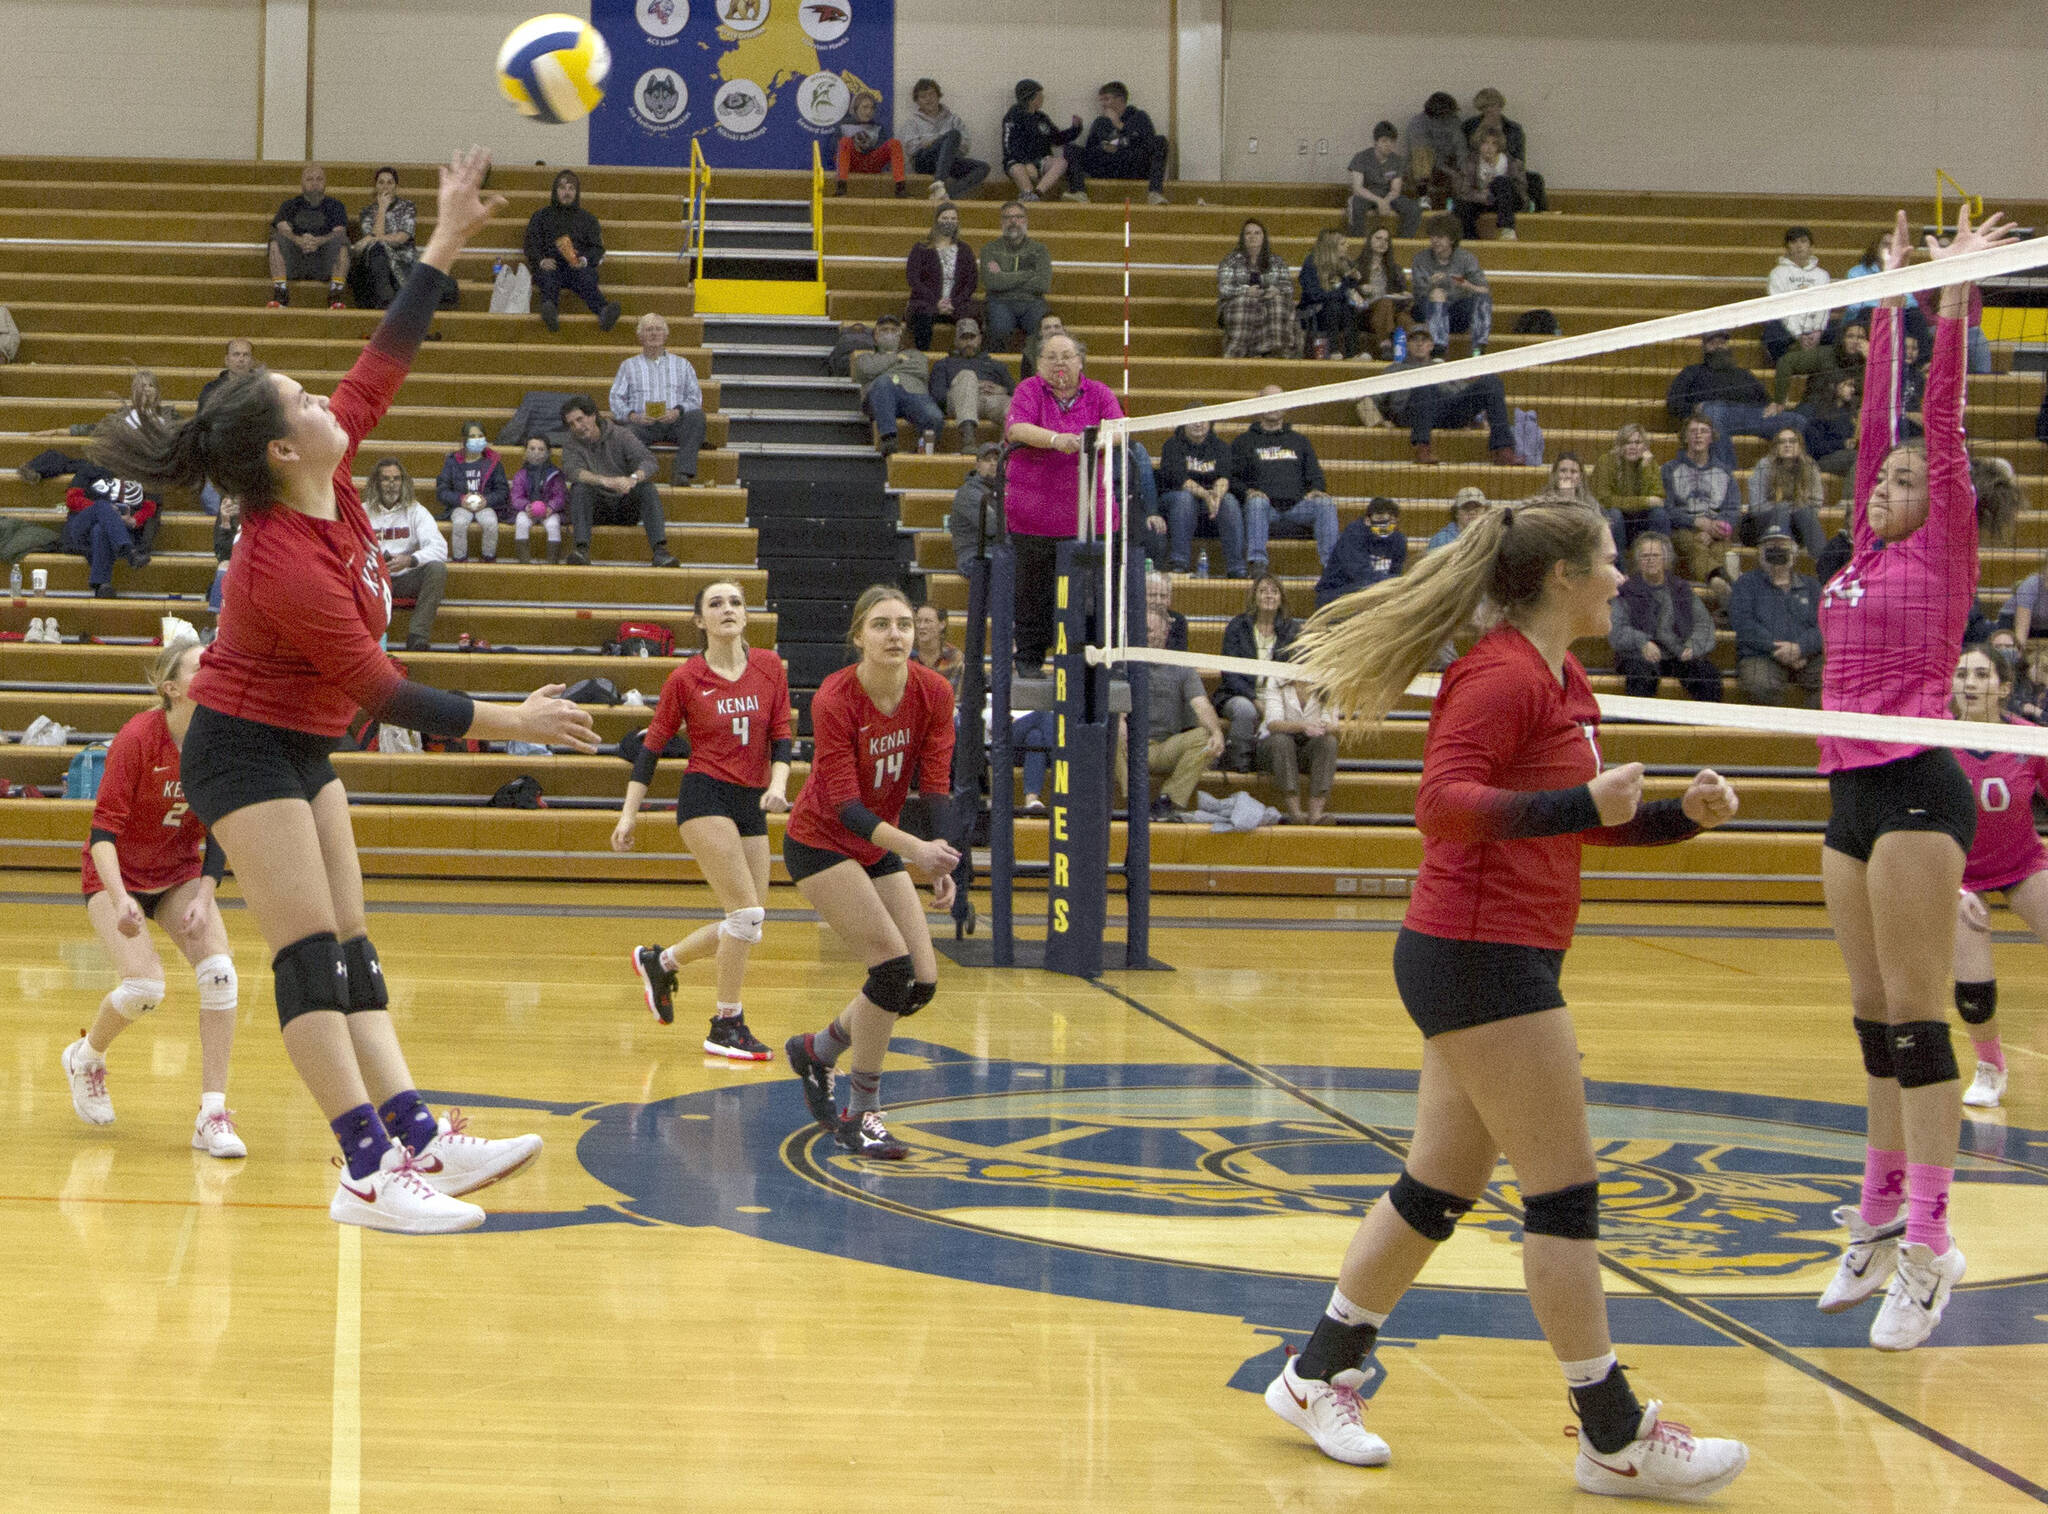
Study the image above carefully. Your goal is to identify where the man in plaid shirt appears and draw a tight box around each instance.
[609,312,708,486]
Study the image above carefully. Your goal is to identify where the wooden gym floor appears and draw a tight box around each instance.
[3,869,2044,1512]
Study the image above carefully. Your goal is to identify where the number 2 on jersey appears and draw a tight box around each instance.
[873,750,904,790]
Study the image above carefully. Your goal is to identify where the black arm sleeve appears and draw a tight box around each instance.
[1586,797,1700,848]
[838,801,885,840]
[367,263,453,371]
[202,836,227,883]
[770,739,794,765]
[373,679,476,739]
[629,746,661,787]
[1490,785,1603,840]
[88,827,118,848]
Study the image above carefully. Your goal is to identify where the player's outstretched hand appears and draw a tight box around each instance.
[1681,768,1738,829]
[433,145,507,250]
[517,683,600,753]
[1588,761,1644,826]
[1929,205,2024,262]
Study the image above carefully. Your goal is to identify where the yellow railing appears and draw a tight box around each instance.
[1935,169,1982,237]
[810,139,827,302]
[686,137,710,284]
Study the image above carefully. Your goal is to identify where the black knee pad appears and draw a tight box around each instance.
[1387,1169,1475,1243]
[273,932,347,1028]
[860,955,917,1015]
[1891,1020,1960,1088]
[898,979,937,1019]
[1854,1017,1895,1080]
[1522,1180,1600,1241]
[341,936,389,1013]
[1954,980,1998,1027]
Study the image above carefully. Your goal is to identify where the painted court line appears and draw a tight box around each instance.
[331,1224,361,1514]
[1090,979,2048,1506]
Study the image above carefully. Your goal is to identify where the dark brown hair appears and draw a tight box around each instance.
[90,369,287,508]
[1233,218,1274,275]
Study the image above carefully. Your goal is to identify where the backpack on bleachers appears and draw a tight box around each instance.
[487,776,546,809]
[64,743,108,800]
[616,621,675,657]
[827,324,874,377]
[1512,308,1559,335]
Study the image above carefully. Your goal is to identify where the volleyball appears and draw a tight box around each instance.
[496,14,611,124]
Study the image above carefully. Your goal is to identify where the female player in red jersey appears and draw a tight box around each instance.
[614,579,794,1058]
[91,148,597,1236]
[60,638,245,1157]
[1810,209,2023,1350]
[1269,501,1747,1500]
[782,585,960,1159]
[1949,643,2047,1110]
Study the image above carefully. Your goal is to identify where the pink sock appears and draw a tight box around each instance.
[1972,1036,2006,1073]
[1860,1147,1907,1227]
[1904,1162,1953,1255]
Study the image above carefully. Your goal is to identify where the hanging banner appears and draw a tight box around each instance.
[588,0,896,169]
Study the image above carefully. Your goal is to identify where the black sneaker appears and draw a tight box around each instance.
[631,945,676,1024]
[598,301,622,332]
[705,1015,772,1061]
[538,298,559,333]
[785,1034,838,1128]
[833,1110,909,1160]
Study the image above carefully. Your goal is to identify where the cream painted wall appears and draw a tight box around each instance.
[0,0,262,159]
[1221,0,2048,200]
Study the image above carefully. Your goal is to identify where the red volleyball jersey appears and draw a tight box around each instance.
[188,343,408,736]
[80,708,210,896]
[787,661,955,866]
[1956,735,2048,893]
[644,647,793,789]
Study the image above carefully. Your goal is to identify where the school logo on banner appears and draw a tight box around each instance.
[713,77,769,139]
[631,68,690,131]
[798,0,851,44]
[636,0,688,39]
[714,0,769,34]
[795,70,849,129]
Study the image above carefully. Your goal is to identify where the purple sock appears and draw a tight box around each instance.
[332,1104,393,1180]
[377,1090,439,1156]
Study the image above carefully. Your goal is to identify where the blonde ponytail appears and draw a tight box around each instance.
[145,637,202,709]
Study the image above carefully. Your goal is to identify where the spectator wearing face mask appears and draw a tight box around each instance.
[906,201,983,353]
[852,314,945,455]
[1731,525,1823,707]
[1315,497,1407,608]
[435,420,510,562]
[508,436,568,564]
[361,457,448,651]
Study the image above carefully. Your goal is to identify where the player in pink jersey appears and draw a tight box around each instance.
[1949,643,2047,1110]
[1812,208,2025,1351]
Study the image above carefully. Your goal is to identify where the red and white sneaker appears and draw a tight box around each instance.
[192,1106,248,1159]
[1573,1402,1748,1501]
[1263,1354,1390,1466]
[329,1148,484,1234]
[408,1109,542,1196]
[61,1037,114,1126]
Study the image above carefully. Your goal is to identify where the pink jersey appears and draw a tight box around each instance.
[1817,307,1975,773]
[1956,736,2048,892]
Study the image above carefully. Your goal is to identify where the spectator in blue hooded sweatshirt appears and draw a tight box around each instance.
[1315,497,1407,607]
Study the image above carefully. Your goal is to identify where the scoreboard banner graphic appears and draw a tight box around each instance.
[588,0,896,169]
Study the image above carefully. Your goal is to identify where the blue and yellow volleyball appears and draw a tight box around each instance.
[496,14,611,124]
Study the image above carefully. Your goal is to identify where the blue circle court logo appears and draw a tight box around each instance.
[447,1047,2048,1354]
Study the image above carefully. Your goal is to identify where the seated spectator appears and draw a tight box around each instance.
[1120,605,1226,817]
[350,166,417,309]
[1071,81,1170,205]
[928,316,1012,452]
[913,603,965,690]
[1138,570,1189,659]
[1020,310,1066,375]
[1668,328,1805,467]
[508,436,567,563]
[981,201,1053,351]
[1454,128,1526,241]
[1216,574,1301,771]
[1233,388,1338,574]
[1160,418,1244,577]
[1299,228,1365,360]
[1774,319,1866,405]
[1796,370,1861,477]
[1427,487,1488,551]
[1218,219,1300,359]
[1462,88,1547,211]
[62,458,158,597]
[1001,80,1081,203]
[1125,437,1169,568]
[2009,640,2048,725]
[1592,423,1670,549]
[524,170,620,333]
[558,393,680,569]
[1731,526,1823,707]
[1743,428,1825,555]
[1840,234,1884,326]
[1353,226,1408,357]
[833,91,906,197]
[1762,226,1830,363]
[1380,325,1516,466]
[852,314,944,454]
[1660,416,1740,588]
[1546,452,1597,507]
[196,338,255,413]
[81,369,176,439]
[363,457,448,650]
[435,420,510,562]
[1403,92,1466,206]
[1259,675,1339,824]
[1346,121,1419,238]
[901,78,990,202]
[948,442,1005,566]
[268,163,349,309]
[906,202,983,352]
[609,312,707,486]
[1316,497,1406,607]
[1409,216,1492,354]
[1610,533,1722,701]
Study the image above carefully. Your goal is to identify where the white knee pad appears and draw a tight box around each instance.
[717,906,767,944]
[193,954,238,1014]
[110,977,167,1019]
